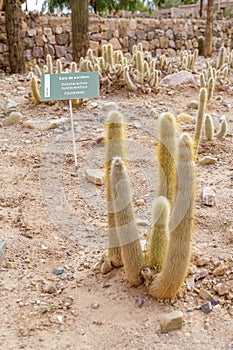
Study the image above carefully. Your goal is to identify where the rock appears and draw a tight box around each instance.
[199,288,214,301]
[159,70,197,87]
[100,258,113,274]
[160,311,183,333]
[0,241,7,265]
[135,297,144,308]
[85,168,104,185]
[195,256,210,267]
[201,186,216,206]
[53,268,64,275]
[103,102,118,112]
[6,111,23,126]
[91,302,100,309]
[5,261,17,269]
[213,262,228,276]
[187,100,199,109]
[201,301,213,314]
[3,99,18,115]
[23,117,69,131]
[214,283,229,296]
[199,156,217,165]
[177,113,194,123]
[43,283,57,294]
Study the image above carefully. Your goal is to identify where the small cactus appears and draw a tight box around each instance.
[123,67,137,91]
[147,196,170,271]
[216,119,227,139]
[207,77,214,101]
[217,46,226,69]
[110,157,144,286]
[46,54,53,74]
[204,114,214,141]
[30,76,41,104]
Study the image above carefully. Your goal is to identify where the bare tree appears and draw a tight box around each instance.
[71,0,89,63]
[204,0,214,57]
[4,0,26,73]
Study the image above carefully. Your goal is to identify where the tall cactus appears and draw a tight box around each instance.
[157,112,178,206]
[110,157,144,286]
[149,133,196,299]
[147,196,170,271]
[193,88,207,159]
[105,111,127,267]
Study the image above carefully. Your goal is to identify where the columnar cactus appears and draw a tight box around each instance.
[56,59,63,74]
[30,76,41,104]
[216,119,227,139]
[157,112,178,205]
[147,196,170,271]
[193,88,207,158]
[207,77,214,101]
[105,111,127,267]
[46,54,53,74]
[204,114,214,141]
[217,46,226,69]
[123,67,137,91]
[149,133,196,299]
[110,157,144,286]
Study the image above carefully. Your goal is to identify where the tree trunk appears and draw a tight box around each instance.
[71,0,89,63]
[204,0,214,57]
[5,0,26,74]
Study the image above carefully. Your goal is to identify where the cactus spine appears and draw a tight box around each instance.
[157,112,178,205]
[216,119,227,139]
[105,111,127,267]
[149,133,196,299]
[193,88,207,158]
[30,76,41,104]
[147,196,170,271]
[204,114,214,141]
[110,157,144,286]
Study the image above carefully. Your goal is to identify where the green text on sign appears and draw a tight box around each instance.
[41,72,99,101]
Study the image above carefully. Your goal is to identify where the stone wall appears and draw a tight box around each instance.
[0,13,232,70]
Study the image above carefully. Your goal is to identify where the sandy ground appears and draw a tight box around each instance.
[0,58,233,349]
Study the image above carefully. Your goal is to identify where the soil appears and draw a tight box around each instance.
[0,58,233,350]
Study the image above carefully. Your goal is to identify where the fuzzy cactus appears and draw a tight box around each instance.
[35,64,42,78]
[149,133,196,299]
[147,196,170,271]
[200,72,206,88]
[157,112,178,205]
[193,88,207,158]
[110,157,144,286]
[56,59,63,74]
[217,46,226,69]
[216,119,227,139]
[30,76,41,104]
[46,54,53,74]
[123,67,137,91]
[105,111,127,267]
[207,77,214,101]
[204,114,214,141]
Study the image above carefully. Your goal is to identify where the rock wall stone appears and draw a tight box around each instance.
[0,13,232,70]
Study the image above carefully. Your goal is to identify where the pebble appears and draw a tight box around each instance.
[199,288,214,301]
[213,262,228,276]
[187,100,199,109]
[91,302,100,309]
[85,168,105,186]
[0,241,7,265]
[201,301,213,314]
[199,156,217,165]
[214,283,229,296]
[201,186,216,206]
[6,111,23,126]
[53,268,64,275]
[160,311,183,333]
[5,261,17,269]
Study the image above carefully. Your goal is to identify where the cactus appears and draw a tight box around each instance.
[200,72,206,88]
[46,54,53,74]
[35,64,42,78]
[157,112,178,206]
[110,157,144,286]
[207,77,214,101]
[107,43,114,68]
[193,88,207,159]
[216,119,227,139]
[217,46,226,69]
[56,59,63,74]
[198,36,205,56]
[105,111,127,267]
[136,51,144,74]
[149,133,196,299]
[123,67,137,91]
[147,196,170,271]
[204,114,214,141]
[30,76,41,104]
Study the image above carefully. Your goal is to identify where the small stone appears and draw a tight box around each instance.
[187,100,199,109]
[199,288,214,301]
[53,268,64,275]
[44,283,57,294]
[91,302,100,309]
[214,283,229,296]
[201,186,216,206]
[160,311,183,333]
[6,111,23,126]
[195,256,210,267]
[199,156,217,165]
[213,262,228,276]
[85,168,104,186]
[0,241,7,265]
[100,258,113,274]
[5,261,17,269]
[201,301,213,314]
[103,102,118,112]
[135,297,144,308]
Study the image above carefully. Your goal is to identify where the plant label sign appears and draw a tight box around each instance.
[41,72,99,101]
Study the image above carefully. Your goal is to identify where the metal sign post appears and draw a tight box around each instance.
[41,72,99,168]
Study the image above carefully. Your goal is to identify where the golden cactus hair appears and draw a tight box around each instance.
[110,156,144,286]
[147,196,170,271]
[149,133,196,299]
